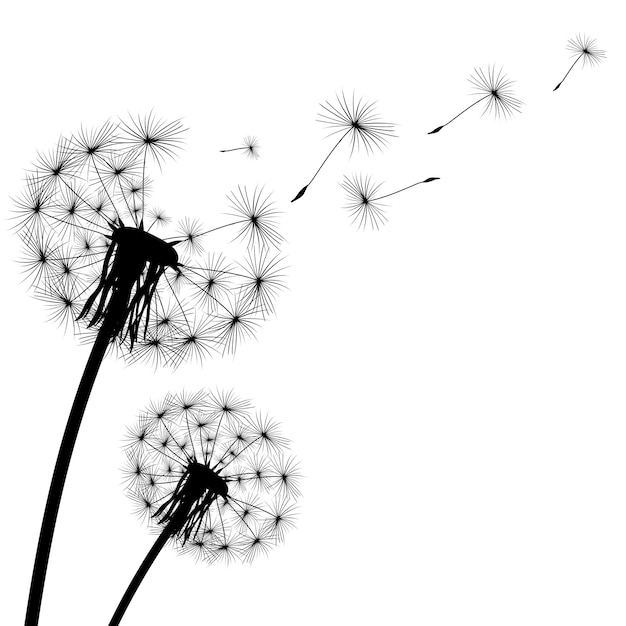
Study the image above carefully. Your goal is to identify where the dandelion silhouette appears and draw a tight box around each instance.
[110,389,300,625]
[291,92,396,202]
[220,136,261,159]
[428,66,523,134]
[553,34,606,91]
[341,174,440,230]
[13,113,285,626]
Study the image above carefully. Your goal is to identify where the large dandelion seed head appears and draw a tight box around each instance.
[12,114,285,364]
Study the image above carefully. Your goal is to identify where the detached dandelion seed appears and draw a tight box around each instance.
[553,34,606,91]
[110,389,301,625]
[292,92,396,202]
[341,174,440,230]
[14,114,285,626]
[428,66,523,134]
[220,136,261,160]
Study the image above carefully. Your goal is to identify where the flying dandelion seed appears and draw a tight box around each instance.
[110,389,301,625]
[428,66,523,134]
[292,92,396,202]
[14,114,285,626]
[341,174,440,230]
[220,136,261,159]
[553,34,606,91]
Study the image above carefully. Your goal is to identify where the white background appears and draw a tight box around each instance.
[1,1,624,624]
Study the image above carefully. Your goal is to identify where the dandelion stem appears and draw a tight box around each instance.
[166,219,248,241]
[553,53,583,91]
[108,527,172,626]
[25,316,116,626]
[89,157,124,225]
[371,177,440,202]
[307,129,351,187]
[220,147,247,152]
[428,94,490,134]
[291,128,351,202]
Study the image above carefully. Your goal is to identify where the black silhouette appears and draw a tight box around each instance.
[220,136,260,159]
[109,389,300,625]
[13,114,285,626]
[292,92,396,202]
[428,66,523,134]
[341,174,440,230]
[553,34,606,91]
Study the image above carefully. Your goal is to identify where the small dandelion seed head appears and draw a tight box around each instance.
[318,91,397,156]
[566,34,606,68]
[212,295,262,356]
[123,388,300,565]
[227,185,284,250]
[468,65,523,119]
[237,249,287,318]
[146,206,171,228]
[175,217,205,256]
[243,136,260,160]
[340,174,388,230]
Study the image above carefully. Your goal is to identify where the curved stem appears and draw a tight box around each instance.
[291,129,352,202]
[25,318,114,626]
[428,94,490,134]
[553,53,583,91]
[108,529,172,626]
[371,177,440,202]
[307,129,351,187]
[170,218,248,241]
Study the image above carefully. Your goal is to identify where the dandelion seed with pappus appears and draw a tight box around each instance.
[341,174,440,230]
[220,136,261,159]
[292,92,396,202]
[13,113,285,626]
[110,389,301,625]
[553,34,606,91]
[428,66,523,134]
